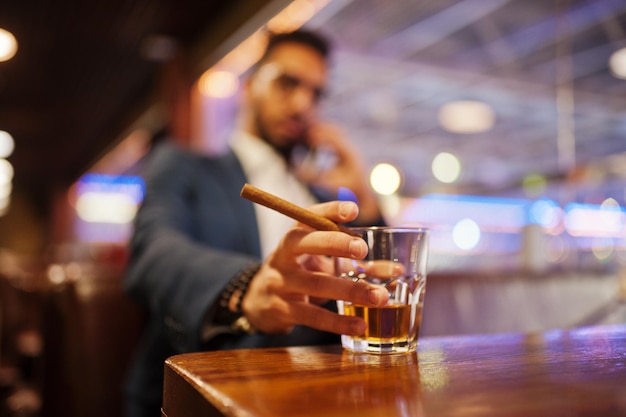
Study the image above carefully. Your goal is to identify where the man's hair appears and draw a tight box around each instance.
[253,29,332,71]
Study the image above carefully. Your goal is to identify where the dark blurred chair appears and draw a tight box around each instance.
[40,257,146,417]
[0,250,45,417]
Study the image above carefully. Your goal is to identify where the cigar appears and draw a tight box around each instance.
[240,183,358,236]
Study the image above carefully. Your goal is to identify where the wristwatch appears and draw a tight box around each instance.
[231,316,256,334]
[215,262,262,334]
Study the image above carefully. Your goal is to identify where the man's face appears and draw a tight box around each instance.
[246,41,328,153]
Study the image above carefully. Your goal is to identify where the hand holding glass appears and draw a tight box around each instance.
[335,227,429,354]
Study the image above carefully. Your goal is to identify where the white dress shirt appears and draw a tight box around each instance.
[230,131,317,259]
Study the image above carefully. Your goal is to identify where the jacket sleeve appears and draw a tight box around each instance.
[124,141,259,353]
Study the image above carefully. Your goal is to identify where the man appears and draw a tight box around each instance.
[124,29,387,417]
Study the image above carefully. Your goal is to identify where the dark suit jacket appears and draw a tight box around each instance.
[124,140,339,417]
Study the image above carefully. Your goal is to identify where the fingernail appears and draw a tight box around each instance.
[368,288,387,306]
[339,202,352,219]
[349,239,365,258]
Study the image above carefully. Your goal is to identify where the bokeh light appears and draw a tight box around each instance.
[452,218,481,250]
[609,47,626,80]
[370,163,401,195]
[76,192,138,224]
[199,70,240,98]
[0,131,15,158]
[438,100,495,134]
[529,199,562,231]
[0,159,14,185]
[432,152,461,183]
[564,202,625,237]
[601,197,620,209]
[0,182,11,199]
[522,173,547,198]
[591,237,614,262]
[0,28,17,62]
[543,235,569,264]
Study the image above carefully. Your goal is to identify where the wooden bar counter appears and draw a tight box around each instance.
[162,324,626,417]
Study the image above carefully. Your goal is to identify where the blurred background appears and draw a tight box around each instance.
[0,0,625,416]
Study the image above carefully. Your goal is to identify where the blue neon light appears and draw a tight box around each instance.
[77,173,145,204]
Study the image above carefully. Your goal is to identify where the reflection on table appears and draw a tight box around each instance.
[162,323,626,417]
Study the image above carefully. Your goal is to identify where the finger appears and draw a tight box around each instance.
[306,123,337,148]
[289,301,366,336]
[306,200,360,224]
[244,295,297,334]
[308,296,329,305]
[361,260,406,279]
[309,124,355,155]
[283,269,388,307]
[300,253,334,274]
[282,227,367,259]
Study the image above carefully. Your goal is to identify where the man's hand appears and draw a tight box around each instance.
[241,200,389,335]
[295,123,383,224]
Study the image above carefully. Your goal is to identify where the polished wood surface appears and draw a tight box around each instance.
[163,324,626,417]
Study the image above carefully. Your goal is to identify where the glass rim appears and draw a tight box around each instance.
[347,226,429,234]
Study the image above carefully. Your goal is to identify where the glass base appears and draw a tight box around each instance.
[341,335,417,354]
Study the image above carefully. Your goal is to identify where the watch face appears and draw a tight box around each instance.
[232,316,256,335]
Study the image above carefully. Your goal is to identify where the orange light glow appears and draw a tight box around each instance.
[0,28,17,62]
[198,70,240,98]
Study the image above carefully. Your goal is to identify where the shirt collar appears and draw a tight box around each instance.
[230,130,289,178]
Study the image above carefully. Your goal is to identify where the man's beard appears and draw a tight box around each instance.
[254,114,304,163]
